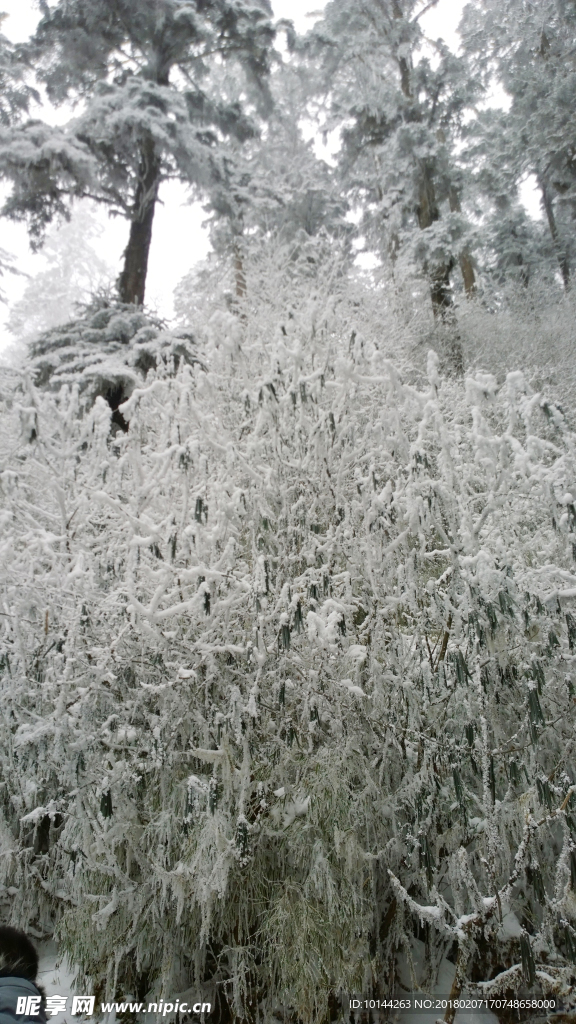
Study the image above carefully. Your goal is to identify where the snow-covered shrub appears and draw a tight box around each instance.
[174,237,428,381]
[28,299,202,431]
[1,302,576,1020]
[460,285,576,421]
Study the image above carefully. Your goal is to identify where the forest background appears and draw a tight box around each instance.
[0,0,474,354]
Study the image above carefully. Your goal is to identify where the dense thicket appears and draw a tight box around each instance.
[1,265,576,1019]
[1,2,576,1022]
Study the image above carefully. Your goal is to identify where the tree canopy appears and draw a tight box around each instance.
[0,0,275,304]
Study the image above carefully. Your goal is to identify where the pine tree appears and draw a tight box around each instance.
[200,59,352,308]
[310,0,480,331]
[0,14,37,128]
[461,106,557,294]
[1,0,275,306]
[460,0,576,290]
[0,16,40,299]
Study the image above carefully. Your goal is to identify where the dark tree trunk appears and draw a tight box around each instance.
[430,261,456,316]
[392,0,413,100]
[539,177,570,291]
[118,136,162,306]
[417,160,439,231]
[417,162,457,321]
[417,162,464,374]
[233,240,246,300]
[449,185,476,297]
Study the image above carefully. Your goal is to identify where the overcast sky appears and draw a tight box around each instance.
[0,0,515,355]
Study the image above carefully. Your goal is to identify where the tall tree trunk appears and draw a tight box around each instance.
[392,0,413,99]
[417,162,463,374]
[449,186,476,297]
[118,137,162,306]
[539,177,570,291]
[429,261,456,317]
[233,239,246,300]
[417,161,457,321]
[232,237,248,325]
[394,3,461,329]
[391,5,463,366]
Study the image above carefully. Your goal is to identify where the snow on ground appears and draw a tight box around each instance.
[37,935,500,1024]
[395,941,500,1024]
[37,941,86,1024]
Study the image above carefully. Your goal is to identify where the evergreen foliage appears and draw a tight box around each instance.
[201,61,352,304]
[25,297,202,430]
[0,0,276,304]
[0,17,39,298]
[309,0,479,323]
[0,16,38,127]
[460,0,576,290]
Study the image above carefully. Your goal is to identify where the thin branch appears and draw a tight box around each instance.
[434,611,452,670]
[412,0,441,24]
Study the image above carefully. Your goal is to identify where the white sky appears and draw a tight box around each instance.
[0,0,535,354]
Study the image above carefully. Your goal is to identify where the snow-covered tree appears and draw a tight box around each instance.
[459,109,557,294]
[0,15,40,300]
[23,296,202,432]
[1,0,275,306]
[1,277,576,1019]
[0,15,36,127]
[460,0,576,290]
[6,206,113,344]
[196,56,351,311]
[309,0,480,329]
